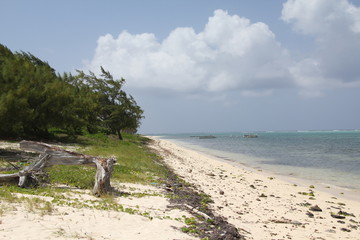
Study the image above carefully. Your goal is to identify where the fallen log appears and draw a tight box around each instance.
[0,141,116,196]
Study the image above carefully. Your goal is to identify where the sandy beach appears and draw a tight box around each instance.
[0,141,198,240]
[1,138,360,239]
[0,182,198,240]
[148,136,360,239]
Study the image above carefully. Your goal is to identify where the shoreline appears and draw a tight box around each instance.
[148,136,360,239]
[155,136,360,202]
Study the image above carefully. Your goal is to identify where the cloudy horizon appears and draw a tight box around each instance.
[2,0,360,133]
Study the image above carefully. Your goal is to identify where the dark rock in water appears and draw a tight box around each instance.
[306,211,314,218]
[243,134,258,138]
[309,205,322,212]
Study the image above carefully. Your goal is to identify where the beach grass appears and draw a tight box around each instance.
[78,133,169,184]
[0,133,169,194]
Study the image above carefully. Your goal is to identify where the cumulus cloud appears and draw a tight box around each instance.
[86,10,292,94]
[282,0,360,95]
[86,3,360,98]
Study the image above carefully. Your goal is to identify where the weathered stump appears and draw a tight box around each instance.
[0,141,116,196]
[93,157,116,196]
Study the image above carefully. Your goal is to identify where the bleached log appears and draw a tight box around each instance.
[19,141,96,166]
[0,172,20,183]
[0,140,116,196]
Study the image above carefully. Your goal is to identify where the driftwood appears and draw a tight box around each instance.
[0,141,116,196]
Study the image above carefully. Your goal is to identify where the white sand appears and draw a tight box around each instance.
[0,184,197,240]
[1,138,360,239]
[148,136,360,240]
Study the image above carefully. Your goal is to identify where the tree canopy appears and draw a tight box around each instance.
[0,44,144,140]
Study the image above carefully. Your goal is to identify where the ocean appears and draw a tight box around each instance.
[157,131,360,191]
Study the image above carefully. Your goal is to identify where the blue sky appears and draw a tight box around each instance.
[2,0,360,133]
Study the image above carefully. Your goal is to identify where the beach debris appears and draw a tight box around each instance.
[172,203,213,220]
[249,184,256,189]
[238,227,251,235]
[340,228,351,232]
[349,224,358,230]
[163,183,173,192]
[300,202,312,207]
[306,211,314,218]
[269,218,303,226]
[0,140,116,196]
[338,210,355,217]
[259,193,267,198]
[309,205,322,212]
[219,190,225,195]
[298,191,315,197]
[349,219,358,224]
[331,213,346,219]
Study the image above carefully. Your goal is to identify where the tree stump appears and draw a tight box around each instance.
[0,141,116,196]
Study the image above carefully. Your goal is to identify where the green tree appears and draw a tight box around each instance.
[0,44,93,138]
[75,67,144,140]
[0,44,144,140]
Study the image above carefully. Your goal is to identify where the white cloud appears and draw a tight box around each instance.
[86,10,292,94]
[282,0,360,96]
[86,3,360,98]
[282,0,360,35]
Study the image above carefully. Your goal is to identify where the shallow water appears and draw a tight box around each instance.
[158,131,360,190]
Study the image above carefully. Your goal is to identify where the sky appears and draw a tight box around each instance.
[1,0,360,134]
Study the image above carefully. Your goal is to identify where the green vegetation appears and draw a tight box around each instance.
[298,191,315,197]
[181,216,200,234]
[0,134,170,218]
[0,44,143,140]
[79,133,168,184]
[0,133,169,193]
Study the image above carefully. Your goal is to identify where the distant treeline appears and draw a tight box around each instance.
[0,44,144,140]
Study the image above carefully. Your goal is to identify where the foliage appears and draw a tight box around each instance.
[0,44,144,140]
[79,133,168,183]
[0,134,168,194]
[48,165,95,189]
[74,67,144,140]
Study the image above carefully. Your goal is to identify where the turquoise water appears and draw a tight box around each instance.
[158,131,360,190]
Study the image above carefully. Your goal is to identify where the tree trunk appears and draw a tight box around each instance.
[93,157,116,196]
[116,129,123,140]
[0,141,116,196]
